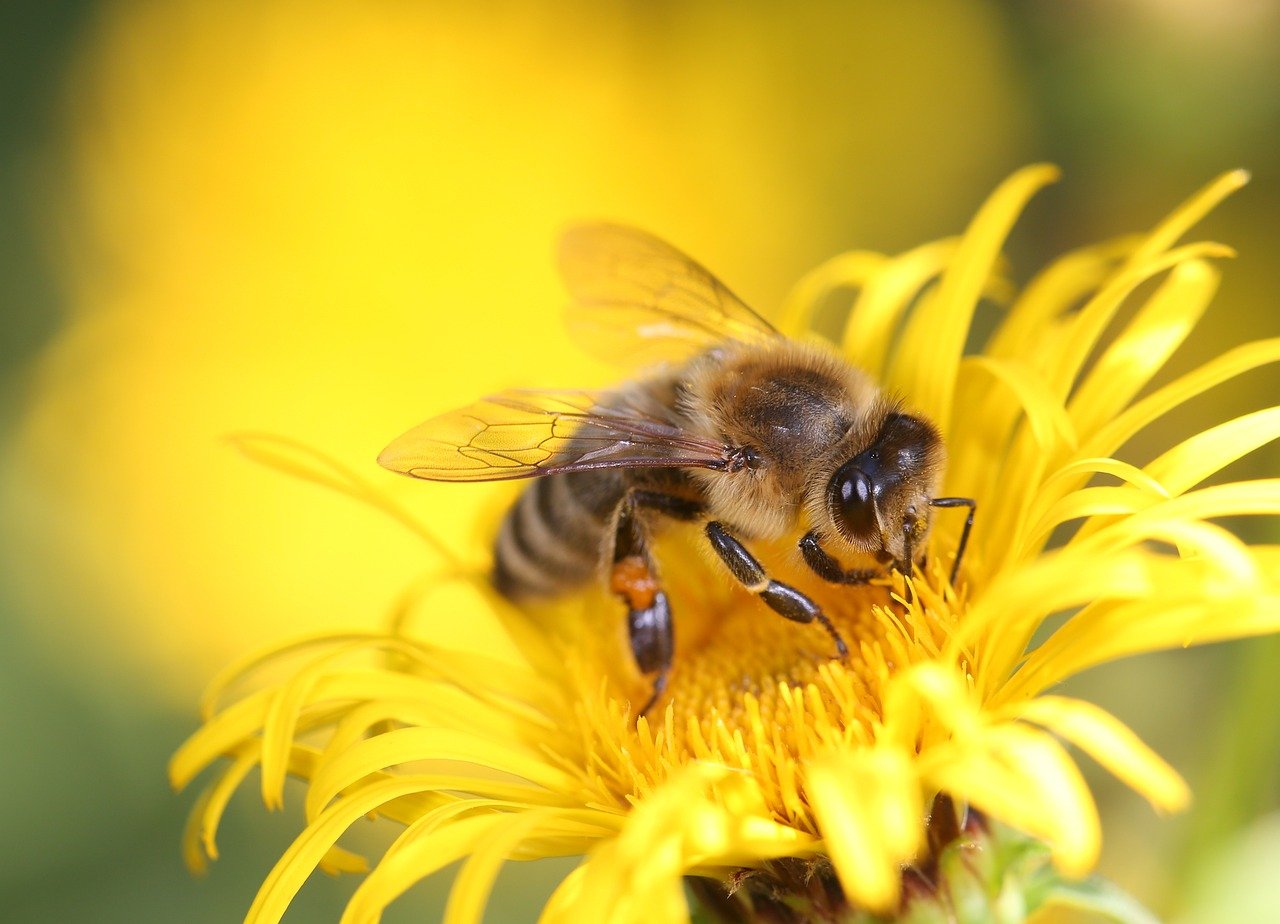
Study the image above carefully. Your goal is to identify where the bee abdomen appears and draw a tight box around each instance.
[492,472,616,600]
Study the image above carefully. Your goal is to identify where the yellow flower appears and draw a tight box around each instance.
[173,167,1280,922]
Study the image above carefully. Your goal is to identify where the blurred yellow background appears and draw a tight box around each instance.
[1,1,1277,920]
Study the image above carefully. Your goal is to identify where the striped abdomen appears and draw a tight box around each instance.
[492,469,625,600]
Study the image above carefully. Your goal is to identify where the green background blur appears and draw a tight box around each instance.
[3,2,1279,922]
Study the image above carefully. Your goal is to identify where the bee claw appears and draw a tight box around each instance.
[637,669,669,721]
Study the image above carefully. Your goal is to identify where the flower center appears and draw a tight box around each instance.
[564,531,955,823]
[658,579,891,735]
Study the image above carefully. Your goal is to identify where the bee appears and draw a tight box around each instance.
[378,225,974,714]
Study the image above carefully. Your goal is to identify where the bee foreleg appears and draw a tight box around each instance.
[705,522,849,659]
[798,530,879,585]
[610,492,677,717]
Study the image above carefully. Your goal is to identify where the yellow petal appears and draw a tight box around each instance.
[953,549,1154,677]
[172,686,310,790]
[1129,169,1249,263]
[339,811,510,924]
[1009,566,1280,697]
[925,725,1100,878]
[197,631,379,720]
[959,355,1077,453]
[1145,406,1280,496]
[1031,457,1170,538]
[890,164,1060,433]
[443,811,553,924]
[1078,518,1259,592]
[1081,338,1280,460]
[1045,242,1233,401]
[1075,481,1280,568]
[188,747,260,868]
[806,747,924,914]
[1025,485,1161,553]
[777,249,888,336]
[568,764,728,924]
[248,780,465,924]
[260,642,368,810]
[230,432,460,563]
[841,237,960,377]
[317,846,370,876]
[1011,696,1190,813]
[539,863,589,924]
[986,234,1136,360]
[1067,258,1219,436]
[308,727,576,810]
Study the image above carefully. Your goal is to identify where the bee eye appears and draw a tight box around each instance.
[830,461,878,541]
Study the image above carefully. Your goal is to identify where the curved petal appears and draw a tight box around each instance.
[806,746,924,914]
[776,249,888,335]
[889,164,1060,433]
[1011,696,1190,814]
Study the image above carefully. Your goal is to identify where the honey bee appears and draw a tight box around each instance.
[379,225,974,714]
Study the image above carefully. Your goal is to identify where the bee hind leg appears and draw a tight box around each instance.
[629,593,673,717]
[610,492,684,719]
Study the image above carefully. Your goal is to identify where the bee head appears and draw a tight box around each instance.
[825,412,945,564]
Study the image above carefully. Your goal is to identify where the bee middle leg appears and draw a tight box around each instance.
[610,490,704,717]
[706,522,849,659]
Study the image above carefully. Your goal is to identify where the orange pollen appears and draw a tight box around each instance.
[610,555,660,610]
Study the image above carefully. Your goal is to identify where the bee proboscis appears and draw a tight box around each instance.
[379,225,974,714]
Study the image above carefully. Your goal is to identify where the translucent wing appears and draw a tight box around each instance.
[559,223,780,365]
[378,388,735,482]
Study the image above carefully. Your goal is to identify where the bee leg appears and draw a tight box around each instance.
[706,521,848,659]
[628,590,673,718]
[799,530,879,585]
[631,489,704,522]
[928,497,976,585]
[610,493,676,718]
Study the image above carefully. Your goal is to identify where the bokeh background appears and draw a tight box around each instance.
[3,1,1279,921]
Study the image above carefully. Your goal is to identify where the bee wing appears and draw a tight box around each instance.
[378,388,735,482]
[560,223,780,365]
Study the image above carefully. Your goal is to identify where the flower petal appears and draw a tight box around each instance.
[339,810,511,924]
[1011,696,1190,813]
[1067,258,1220,437]
[248,781,467,924]
[806,746,924,913]
[1145,407,1280,496]
[926,725,1100,878]
[1045,243,1233,403]
[229,432,461,562]
[1129,169,1249,263]
[952,549,1156,685]
[986,235,1135,360]
[890,163,1060,433]
[959,355,1077,453]
[842,237,961,377]
[308,726,578,810]
[1081,338,1280,460]
[443,811,555,924]
[777,249,888,335]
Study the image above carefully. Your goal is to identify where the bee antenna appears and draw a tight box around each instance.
[928,497,976,586]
